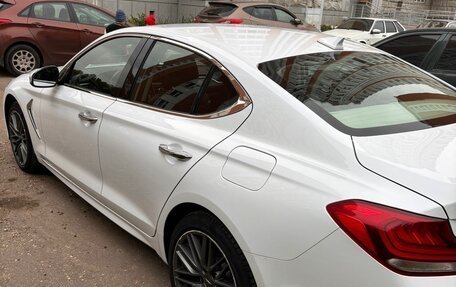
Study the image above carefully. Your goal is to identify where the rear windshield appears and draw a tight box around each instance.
[258,51,456,136]
[338,19,374,31]
[199,3,237,17]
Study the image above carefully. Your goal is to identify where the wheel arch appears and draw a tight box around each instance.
[162,202,216,260]
[5,41,44,67]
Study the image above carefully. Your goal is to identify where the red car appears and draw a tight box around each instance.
[0,0,114,76]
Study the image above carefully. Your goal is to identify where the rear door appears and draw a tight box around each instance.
[70,3,114,48]
[27,2,81,65]
[98,39,252,236]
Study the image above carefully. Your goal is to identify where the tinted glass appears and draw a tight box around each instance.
[275,8,294,23]
[394,21,405,32]
[199,3,237,17]
[259,52,456,136]
[385,21,397,33]
[377,34,439,66]
[434,36,456,71]
[18,7,30,17]
[0,3,12,12]
[196,67,239,115]
[253,7,274,20]
[243,6,254,16]
[338,19,373,31]
[73,3,113,27]
[32,3,70,22]
[67,37,142,96]
[131,41,212,114]
[372,21,385,33]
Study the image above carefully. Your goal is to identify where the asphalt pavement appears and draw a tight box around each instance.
[0,68,170,286]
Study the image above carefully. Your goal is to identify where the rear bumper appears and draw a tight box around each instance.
[246,229,456,286]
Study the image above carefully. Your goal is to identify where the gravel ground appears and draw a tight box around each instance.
[0,69,170,287]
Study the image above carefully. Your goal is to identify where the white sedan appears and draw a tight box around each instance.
[3,24,456,286]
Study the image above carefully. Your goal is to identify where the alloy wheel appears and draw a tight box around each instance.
[173,230,236,287]
[8,110,28,167]
[12,50,36,74]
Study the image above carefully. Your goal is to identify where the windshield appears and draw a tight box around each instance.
[199,3,237,17]
[338,19,374,31]
[258,51,456,136]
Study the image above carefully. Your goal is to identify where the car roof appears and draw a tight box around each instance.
[110,24,376,66]
[348,17,399,21]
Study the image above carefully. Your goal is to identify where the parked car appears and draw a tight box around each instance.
[194,1,318,31]
[374,28,456,87]
[0,0,114,76]
[323,17,405,45]
[3,24,456,286]
[417,19,456,29]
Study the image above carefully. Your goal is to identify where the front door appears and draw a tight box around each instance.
[39,36,145,195]
[71,3,114,47]
[98,40,252,236]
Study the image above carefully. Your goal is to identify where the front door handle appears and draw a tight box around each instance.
[78,111,98,123]
[82,29,93,34]
[159,144,192,161]
[31,22,45,28]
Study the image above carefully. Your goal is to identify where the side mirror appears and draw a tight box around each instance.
[291,18,302,25]
[30,66,59,88]
[371,28,381,35]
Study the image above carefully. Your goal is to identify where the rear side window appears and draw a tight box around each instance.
[259,51,456,136]
[131,41,239,115]
[0,3,12,12]
[433,36,456,71]
[377,34,440,66]
[199,3,237,17]
[394,21,404,32]
[253,7,274,20]
[32,3,71,22]
[385,21,397,33]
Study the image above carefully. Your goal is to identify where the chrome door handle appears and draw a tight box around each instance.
[159,144,193,161]
[78,111,98,123]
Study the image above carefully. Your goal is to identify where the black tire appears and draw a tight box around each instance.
[7,102,42,173]
[168,211,256,287]
[5,44,41,76]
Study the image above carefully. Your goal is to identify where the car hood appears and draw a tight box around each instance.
[352,124,456,220]
[323,29,367,40]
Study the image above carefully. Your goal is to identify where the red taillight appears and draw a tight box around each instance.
[0,19,11,24]
[327,200,456,276]
[217,18,243,24]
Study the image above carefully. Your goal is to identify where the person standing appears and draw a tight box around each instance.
[145,10,156,25]
[106,9,128,33]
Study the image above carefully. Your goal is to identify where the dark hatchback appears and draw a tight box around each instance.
[0,0,114,76]
[373,28,456,87]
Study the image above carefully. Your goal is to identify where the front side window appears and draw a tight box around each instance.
[253,7,274,21]
[72,3,114,27]
[372,21,385,33]
[32,2,70,22]
[274,8,294,23]
[259,52,456,136]
[338,19,373,31]
[131,41,239,115]
[66,37,142,97]
[433,36,456,71]
[377,34,439,66]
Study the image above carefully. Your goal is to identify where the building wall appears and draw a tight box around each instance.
[432,0,456,11]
